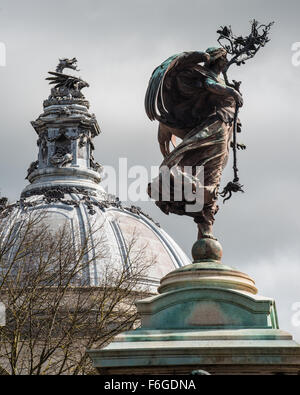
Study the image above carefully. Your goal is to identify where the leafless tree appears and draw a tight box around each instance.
[0,208,155,375]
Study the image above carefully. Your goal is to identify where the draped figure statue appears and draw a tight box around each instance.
[145,47,243,240]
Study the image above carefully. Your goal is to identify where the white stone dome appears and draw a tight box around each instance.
[8,189,190,287]
[1,60,190,288]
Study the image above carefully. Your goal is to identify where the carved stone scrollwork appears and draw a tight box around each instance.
[82,196,97,215]
[44,189,65,200]
[19,186,161,226]
[45,127,89,144]
[22,186,96,200]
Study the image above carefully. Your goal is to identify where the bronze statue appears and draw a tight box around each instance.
[146,21,273,242]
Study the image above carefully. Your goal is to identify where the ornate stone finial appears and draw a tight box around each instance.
[44,58,90,108]
[22,58,104,199]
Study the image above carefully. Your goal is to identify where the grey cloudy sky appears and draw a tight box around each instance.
[0,0,300,341]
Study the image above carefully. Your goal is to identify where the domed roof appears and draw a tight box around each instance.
[1,59,190,288]
[7,190,190,287]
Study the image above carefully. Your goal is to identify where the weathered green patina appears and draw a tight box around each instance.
[192,237,223,263]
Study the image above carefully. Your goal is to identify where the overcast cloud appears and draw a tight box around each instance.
[0,0,300,341]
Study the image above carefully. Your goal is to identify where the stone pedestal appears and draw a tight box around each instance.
[88,240,300,375]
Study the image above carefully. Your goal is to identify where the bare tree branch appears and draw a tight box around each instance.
[0,211,155,375]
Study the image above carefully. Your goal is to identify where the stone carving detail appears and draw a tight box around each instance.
[44,189,65,200]
[46,72,89,100]
[56,58,79,73]
[20,187,160,227]
[50,147,73,168]
[21,59,114,223]
[43,58,90,108]
[90,155,102,173]
[28,59,101,181]
[26,161,39,180]
[78,133,95,149]
[57,107,72,116]
[22,186,95,200]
